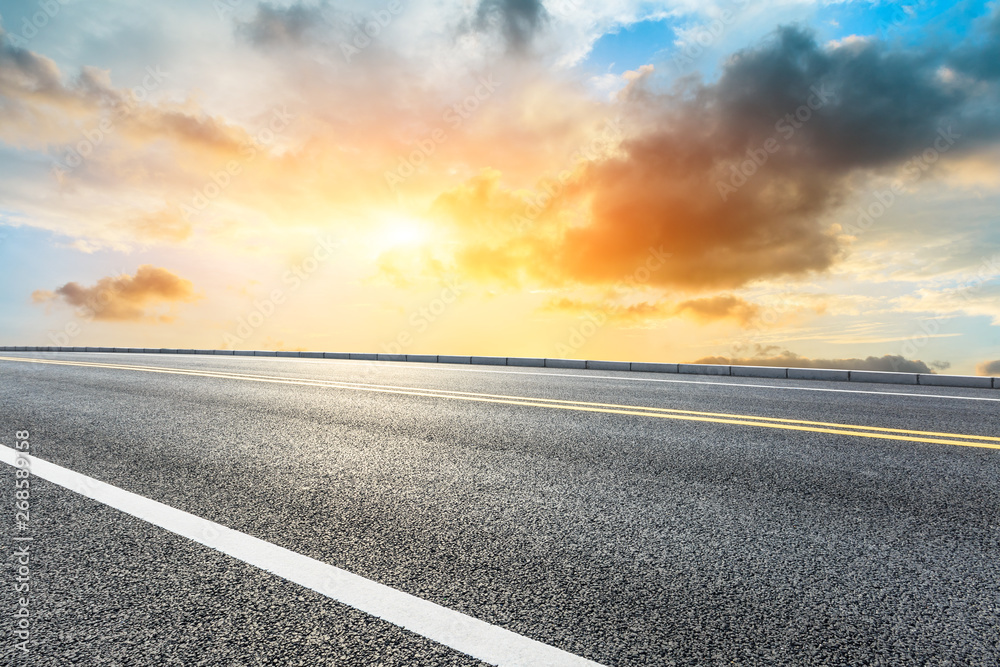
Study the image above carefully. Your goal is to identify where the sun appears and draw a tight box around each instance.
[381,217,430,248]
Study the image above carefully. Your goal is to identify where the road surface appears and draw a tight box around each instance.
[1,352,998,665]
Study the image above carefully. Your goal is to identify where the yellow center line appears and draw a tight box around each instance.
[2,355,998,450]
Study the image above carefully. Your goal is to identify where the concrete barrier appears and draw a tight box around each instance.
[324,352,351,359]
[587,360,630,371]
[349,353,377,361]
[630,362,679,373]
[213,350,235,355]
[253,351,276,357]
[233,351,255,356]
[679,364,731,376]
[918,374,993,389]
[300,352,323,359]
[850,370,917,385]
[545,358,587,369]
[788,368,850,382]
[406,355,438,363]
[438,356,471,364]
[508,357,545,367]
[731,365,787,379]
[471,356,507,366]
[377,354,406,362]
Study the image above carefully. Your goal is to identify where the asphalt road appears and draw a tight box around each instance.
[1,352,999,666]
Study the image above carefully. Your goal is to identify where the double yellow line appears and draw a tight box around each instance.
[2,355,998,450]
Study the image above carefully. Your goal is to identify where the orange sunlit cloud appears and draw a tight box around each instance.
[32,266,201,322]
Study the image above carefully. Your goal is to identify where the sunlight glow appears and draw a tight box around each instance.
[381,217,430,248]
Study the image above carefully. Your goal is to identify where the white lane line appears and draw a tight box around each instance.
[33,352,999,403]
[0,447,603,667]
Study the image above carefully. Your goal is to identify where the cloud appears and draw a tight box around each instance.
[542,298,674,324]
[32,265,200,321]
[473,0,549,54]
[976,359,1000,376]
[674,295,762,325]
[692,348,947,374]
[951,8,1000,81]
[415,17,1000,293]
[0,29,247,158]
[0,35,107,147]
[895,267,1000,324]
[235,1,371,51]
[237,2,325,47]
[0,28,309,248]
[542,294,762,325]
[554,23,1000,290]
[119,209,193,243]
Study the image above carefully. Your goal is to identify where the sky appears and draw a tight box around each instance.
[1,0,999,375]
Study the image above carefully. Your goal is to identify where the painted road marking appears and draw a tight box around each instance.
[0,446,603,667]
[3,356,998,450]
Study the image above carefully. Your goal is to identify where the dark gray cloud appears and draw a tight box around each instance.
[237,2,327,47]
[545,16,1000,290]
[951,8,1000,81]
[693,350,946,374]
[473,0,548,54]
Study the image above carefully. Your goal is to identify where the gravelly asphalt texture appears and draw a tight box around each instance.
[1,352,999,666]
